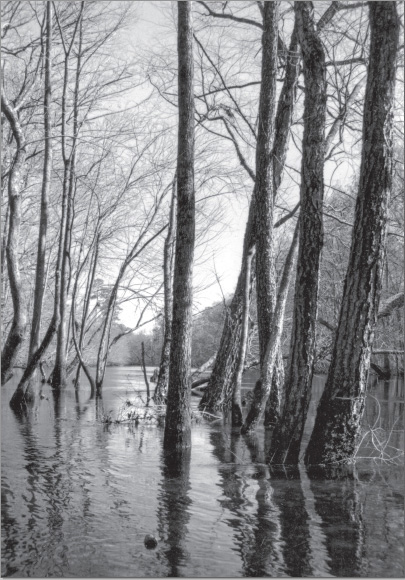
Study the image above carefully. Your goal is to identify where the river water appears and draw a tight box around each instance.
[1,368,404,577]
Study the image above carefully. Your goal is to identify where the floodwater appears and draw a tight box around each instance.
[1,368,404,578]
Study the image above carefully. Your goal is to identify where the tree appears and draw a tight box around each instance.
[28,1,53,371]
[269,1,327,464]
[305,1,400,465]
[164,1,195,451]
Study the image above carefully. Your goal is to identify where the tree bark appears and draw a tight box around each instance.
[163,1,195,451]
[199,18,300,414]
[269,1,327,464]
[1,92,27,385]
[154,176,177,404]
[305,1,399,465]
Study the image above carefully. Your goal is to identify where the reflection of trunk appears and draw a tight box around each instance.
[209,430,259,574]
[163,2,195,451]
[157,448,192,577]
[306,465,364,576]
[232,247,255,426]
[1,93,27,385]
[29,2,53,365]
[154,177,177,404]
[199,20,300,414]
[269,2,326,464]
[305,2,399,465]
[269,466,312,577]
[243,433,284,576]
[242,222,299,433]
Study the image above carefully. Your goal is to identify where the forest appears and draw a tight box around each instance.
[1,1,404,577]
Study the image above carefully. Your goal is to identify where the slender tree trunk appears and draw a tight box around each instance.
[199,19,300,413]
[242,221,299,433]
[141,342,151,402]
[1,92,27,385]
[269,1,327,464]
[163,1,195,451]
[1,203,9,281]
[52,156,75,388]
[247,0,279,430]
[74,233,99,389]
[154,177,177,404]
[305,2,399,466]
[29,1,53,363]
[232,246,255,427]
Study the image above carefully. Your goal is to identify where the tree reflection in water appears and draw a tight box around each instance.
[268,464,312,576]
[156,447,192,577]
[307,464,365,577]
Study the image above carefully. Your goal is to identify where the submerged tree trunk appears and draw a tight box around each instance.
[163,1,195,451]
[1,92,27,385]
[269,1,327,464]
[305,2,399,466]
[29,1,53,365]
[199,19,300,413]
[154,177,177,404]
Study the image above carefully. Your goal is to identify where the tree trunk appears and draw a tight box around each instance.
[269,1,327,464]
[163,1,195,451]
[305,1,399,466]
[52,156,75,388]
[29,1,53,364]
[250,0,279,428]
[1,92,27,385]
[141,342,151,402]
[199,18,300,413]
[154,177,177,404]
[232,246,255,427]
[242,221,299,434]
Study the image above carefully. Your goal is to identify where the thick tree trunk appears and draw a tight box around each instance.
[154,177,177,404]
[199,19,300,414]
[1,92,27,385]
[305,2,399,466]
[29,1,53,363]
[242,222,299,433]
[269,1,327,464]
[163,1,195,451]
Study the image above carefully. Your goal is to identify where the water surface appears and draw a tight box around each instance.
[1,368,404,577]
